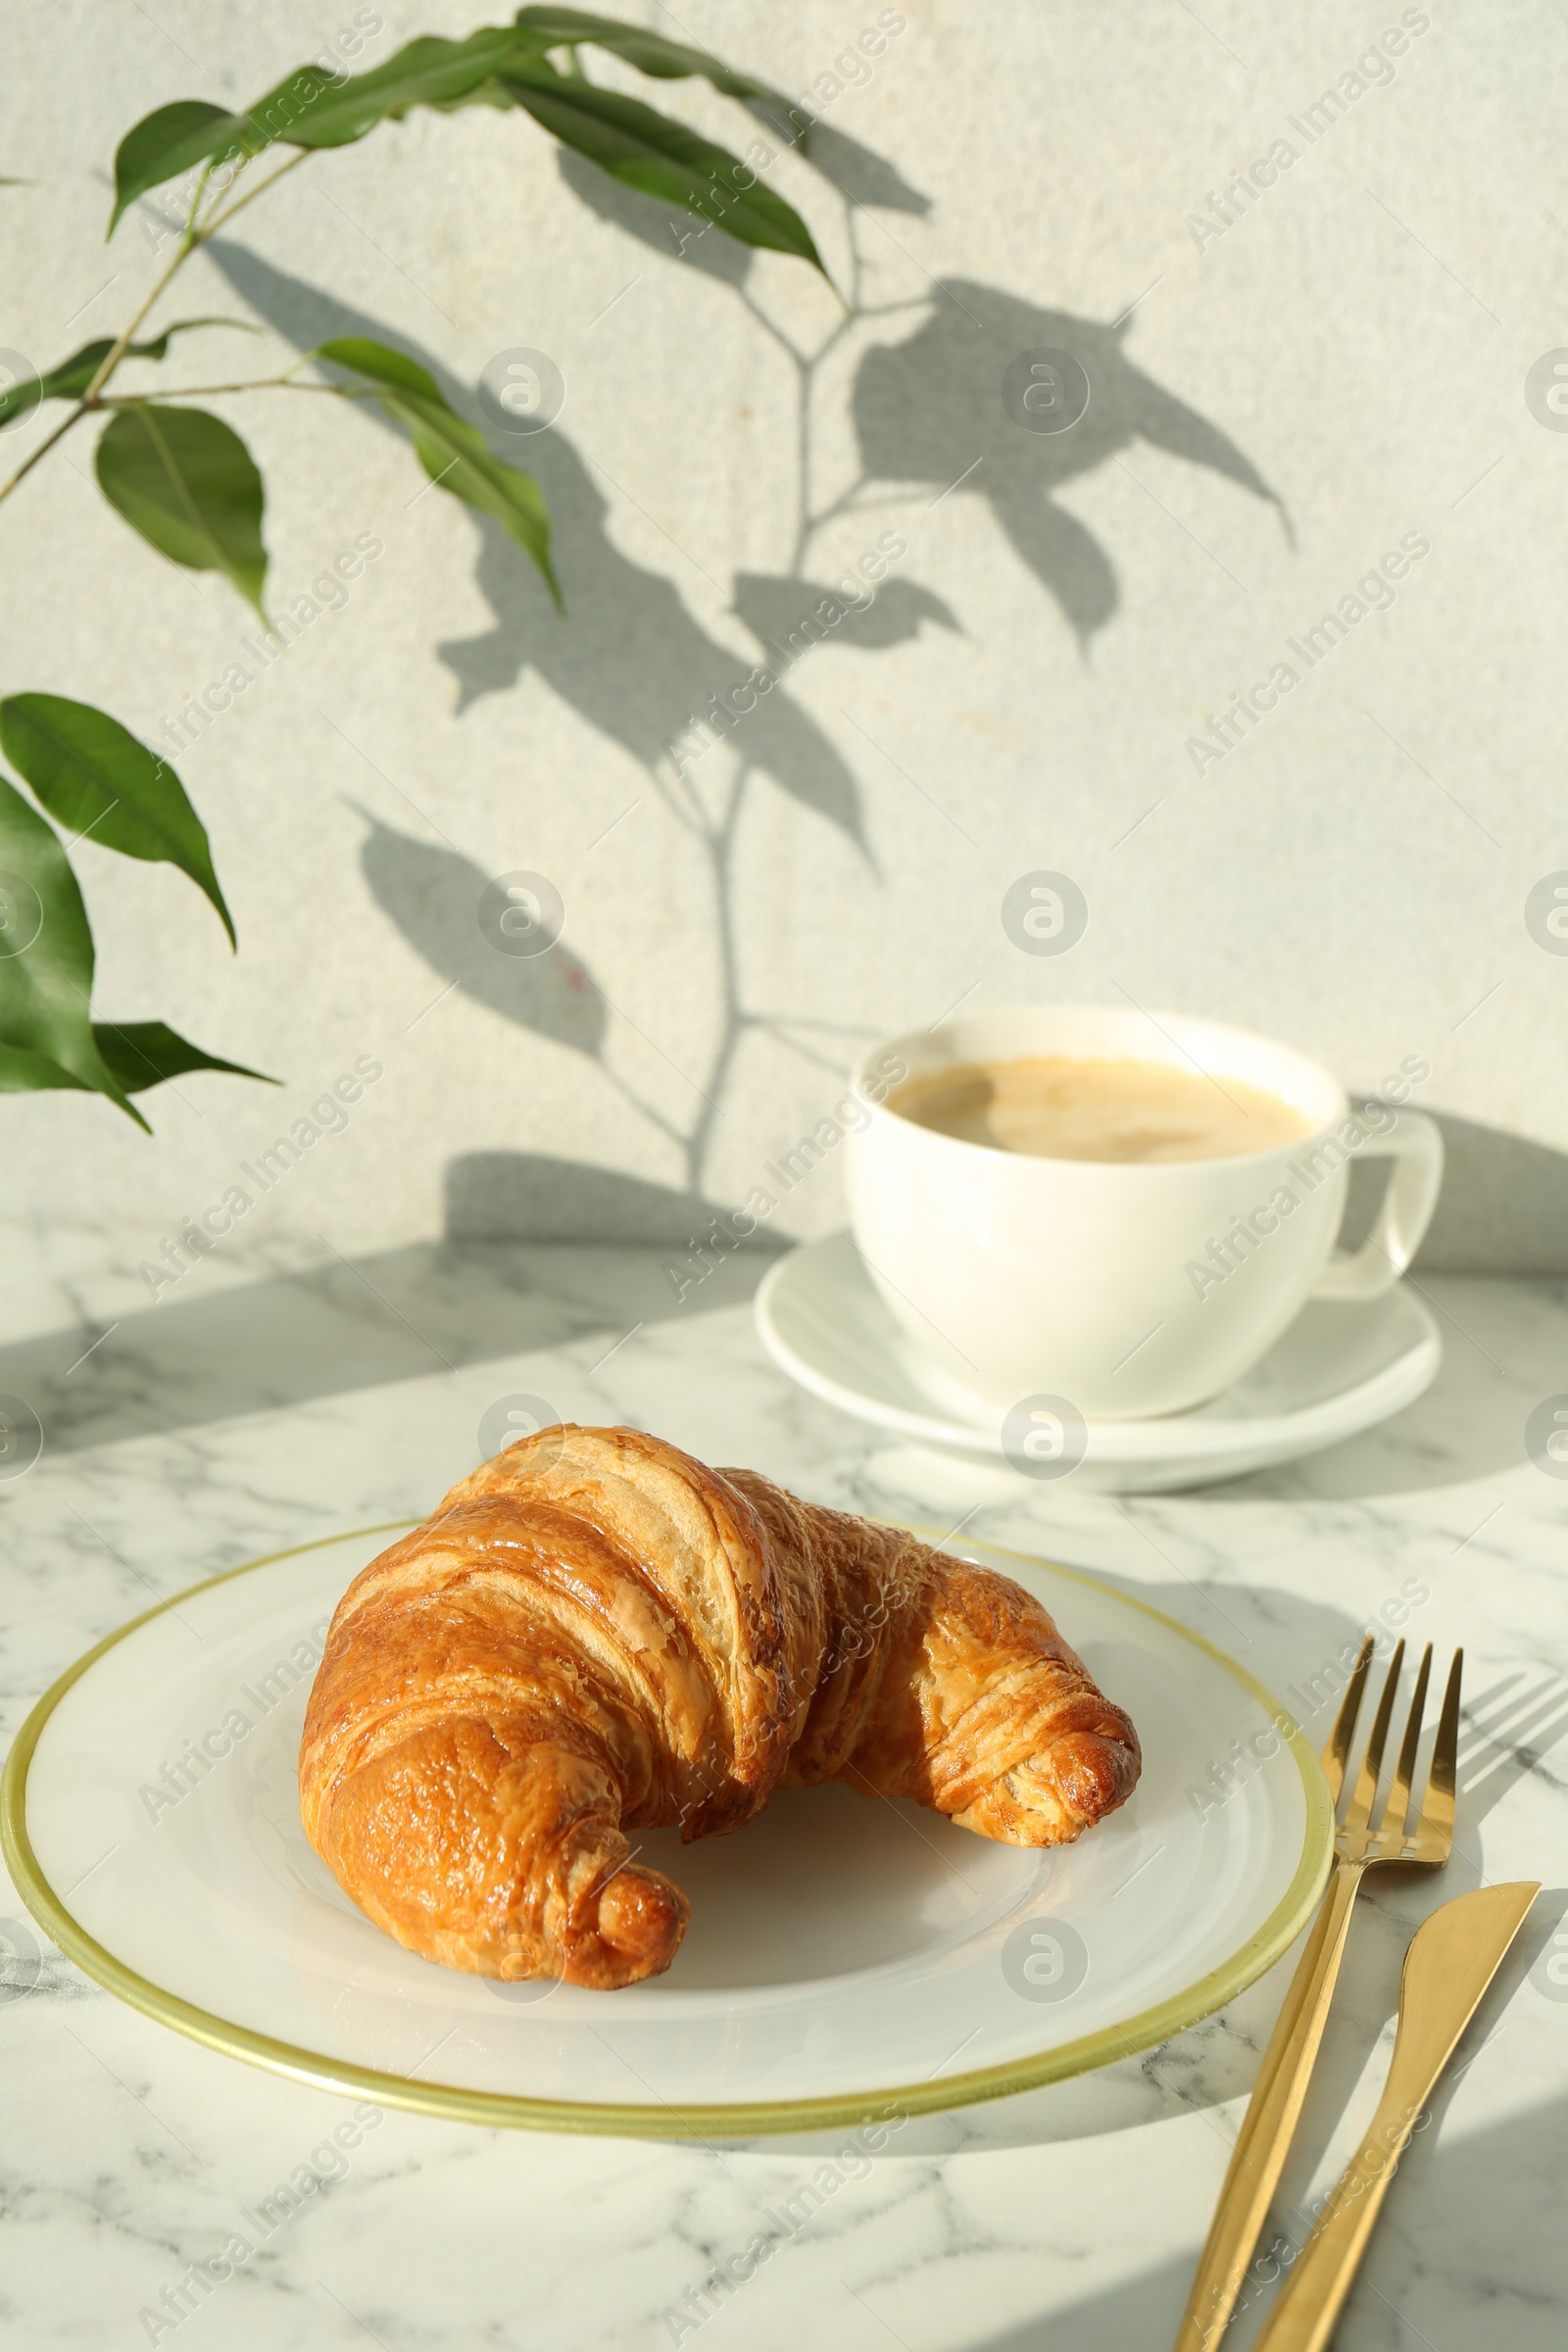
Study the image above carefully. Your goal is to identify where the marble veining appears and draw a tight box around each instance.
[1,1222,1565,2349]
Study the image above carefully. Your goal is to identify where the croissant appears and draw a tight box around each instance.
[299,1425,1140,1989]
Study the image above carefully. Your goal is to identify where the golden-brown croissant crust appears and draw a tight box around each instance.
[299,1425,1140,1988]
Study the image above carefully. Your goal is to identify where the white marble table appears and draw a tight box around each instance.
[2,1230,1564,2351]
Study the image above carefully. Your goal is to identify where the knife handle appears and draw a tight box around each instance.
[1173,1859,1361,2352]
[1249,2080,1417,2352]
[1251,1881,1541,2352]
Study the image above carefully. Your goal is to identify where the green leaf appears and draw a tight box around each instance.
[0,318,254,430]
[108,42,521,221]
[499,61,827,273]
[110,99,247,234]
[0,694,234,946]
[0,1038,91,1094]
[103,28,822,276]
[511,9,783,101]
[95,404,268,614]
[317,336,560,607]
[247,31,539,149]
[318,337,444,403]
[0,1022,270,1103]
[0,775,145,1126]
[92,1019,274,1094]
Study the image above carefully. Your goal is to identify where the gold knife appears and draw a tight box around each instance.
[1250,1880,1540,2352]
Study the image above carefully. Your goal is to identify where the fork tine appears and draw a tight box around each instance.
[1419,1649,1463,1853]
[1345,1640,1404,1831]
[1388,1642,1434,1838]
[1322,1635,1376,1803]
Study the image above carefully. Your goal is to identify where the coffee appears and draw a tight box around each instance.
[887,1054,1311,1165]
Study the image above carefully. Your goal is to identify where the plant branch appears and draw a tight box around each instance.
[0,229,206,504]
[1,148,313,509]
[186,154,221,234]
[0,403,91,507]
[95,376,341,402]
[198,148,309,239]
[81,225,204,406]
[2,163,237,503]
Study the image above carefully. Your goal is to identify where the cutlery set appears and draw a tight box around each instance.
[1175,1638,1539,2350]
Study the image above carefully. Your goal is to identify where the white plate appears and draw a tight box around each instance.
[756,1234,1442,1493]
[3,1525,1331,2137]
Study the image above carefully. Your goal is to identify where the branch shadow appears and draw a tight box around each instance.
[746,103,933,217]
[559,134,1282,664]
[203,187,1289,1229]
[205,242,869,855]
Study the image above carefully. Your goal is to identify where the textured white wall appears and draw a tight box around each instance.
[4,0,1565,1279]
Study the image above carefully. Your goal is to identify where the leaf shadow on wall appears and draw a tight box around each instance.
[557,149,1287,655]
[355,806,775,1242]
[208,244,868,857]
[205,208,1285,1245]
[206,241,881,1245]
[851,280,1289,648]
[360,812,606,1056]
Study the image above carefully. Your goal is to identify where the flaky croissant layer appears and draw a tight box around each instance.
[299,1426,1140,1988]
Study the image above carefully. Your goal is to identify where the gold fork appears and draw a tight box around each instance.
[1173,1635,1463,2351]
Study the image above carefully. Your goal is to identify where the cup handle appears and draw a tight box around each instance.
[1311,1109,1444,1301]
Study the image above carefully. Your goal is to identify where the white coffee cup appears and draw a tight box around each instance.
[844,1004,1444,1421]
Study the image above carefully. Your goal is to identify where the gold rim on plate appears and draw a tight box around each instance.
[1,1523,1334,2138]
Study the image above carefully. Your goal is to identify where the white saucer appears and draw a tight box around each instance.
[755,1234,1442,1494]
